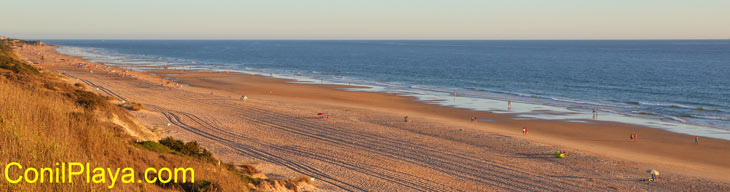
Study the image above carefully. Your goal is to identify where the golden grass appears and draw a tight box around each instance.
[0,42,251,191]
[122,102,145,111]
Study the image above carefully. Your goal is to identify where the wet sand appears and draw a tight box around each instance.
[17,44,730,191]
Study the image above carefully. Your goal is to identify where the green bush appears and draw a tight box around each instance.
[155,179,222,192]
[136,141,174,153]
[159,137,215,162]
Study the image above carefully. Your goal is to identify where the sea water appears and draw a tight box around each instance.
[45,40,730,139]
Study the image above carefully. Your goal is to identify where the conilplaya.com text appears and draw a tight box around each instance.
[3,162,194,189]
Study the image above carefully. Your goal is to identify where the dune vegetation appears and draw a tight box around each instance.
[0,39,253,191]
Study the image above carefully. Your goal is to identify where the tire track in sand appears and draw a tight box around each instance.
[69,74,594,191]
[208,102,588,191]
[62,73,127,102]
[145,105,366,192]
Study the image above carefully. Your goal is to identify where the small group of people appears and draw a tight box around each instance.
[630,132,700,145]
[470,115,478,123]
[317,112,329,119]
[647,169,660,182]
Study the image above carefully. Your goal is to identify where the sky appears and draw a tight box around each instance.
[1,0,729,40]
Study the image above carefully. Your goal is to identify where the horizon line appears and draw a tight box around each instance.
[26,38,730,41]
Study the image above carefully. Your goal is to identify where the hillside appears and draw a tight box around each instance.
[0,39,259,191]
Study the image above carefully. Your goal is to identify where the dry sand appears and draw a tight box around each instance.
[16,44,730,191]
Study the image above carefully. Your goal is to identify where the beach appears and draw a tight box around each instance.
[17,44,730,191]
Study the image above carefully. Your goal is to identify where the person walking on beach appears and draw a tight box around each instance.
[592,108,598,119]
[522,127,528,135]
[695,136,699,144]
[508,100,512,110]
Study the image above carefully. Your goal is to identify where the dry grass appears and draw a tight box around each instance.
[237,164,261,175]
[129,102,145,111]
[0,41,251,191]
[121,101,145,111]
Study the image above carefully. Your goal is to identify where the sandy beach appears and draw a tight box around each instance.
[17,44,730,191]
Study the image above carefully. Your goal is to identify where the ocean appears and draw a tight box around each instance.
[44,40,730,139]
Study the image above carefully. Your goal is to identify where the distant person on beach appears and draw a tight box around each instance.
[592,108,598,119]
[648,170,660,182]
[695,136,699,144]
[508,100,512,110]
[404,116,410,122]
[522,127,528,135]
[630,133,635,141]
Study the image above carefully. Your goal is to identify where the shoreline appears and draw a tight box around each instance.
[20,43,730,190]
[101,53,730,178]
[53,44,730,141]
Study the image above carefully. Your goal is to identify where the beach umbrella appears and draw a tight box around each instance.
[646,169,660,175]
[317,113,325,116]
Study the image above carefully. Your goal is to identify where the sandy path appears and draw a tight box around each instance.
[18,45,730,191]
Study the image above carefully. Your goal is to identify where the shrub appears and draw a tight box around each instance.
[131,102,144,110]
[136,141,174,153]
[76,99,94,108]
[238,164,261,175]
[156,179,222,192]
[71,90,105,110]
[160,137,185,151]
[122,102,145,111]
[159,137,215,161]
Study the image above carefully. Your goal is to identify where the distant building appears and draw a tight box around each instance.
[0,36,6,40]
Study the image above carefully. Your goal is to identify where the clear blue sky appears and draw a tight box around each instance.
[2,0,728,39]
